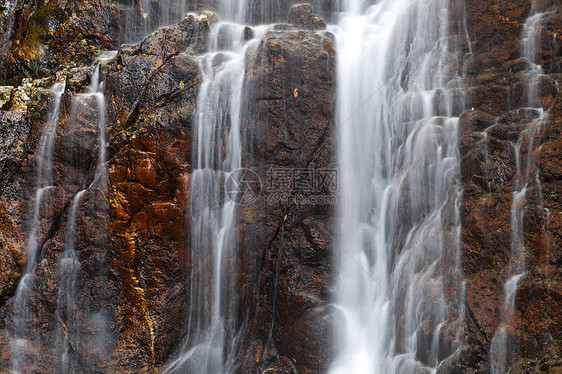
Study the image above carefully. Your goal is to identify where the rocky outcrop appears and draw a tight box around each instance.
[0,84,67,309]
[0,11,214,372]
[0,0,213,86]
[0,0,120,85]
[0,73,115,373]
[288,4,327,30]
[103,13,212,370]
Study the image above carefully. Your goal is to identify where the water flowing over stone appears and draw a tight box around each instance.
[54,52,115,373]
[164,21,268,374]
[55,188,86,373]
[10,82,65,374]
[330,0,466,372]
[488,2,551,372]
[0,0,561,373]
[187,0,335,24]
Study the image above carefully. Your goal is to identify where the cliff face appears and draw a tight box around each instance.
[0,6,212,371]
[0,0,560,373]
[234,28,336,373]
[459,0,562,372]
[0,0,120,85]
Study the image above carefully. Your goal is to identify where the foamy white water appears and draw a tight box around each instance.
[330,0,466,372]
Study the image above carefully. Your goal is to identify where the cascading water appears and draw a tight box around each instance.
[489,111,545,373]
[489,3,551,372]
[330,0,466,372]
[10,82,66,373]
[166,1,467,372]
[165,20,267,374]
[56,188,85,373]
[54,52,116,373]
[2,0,559,371]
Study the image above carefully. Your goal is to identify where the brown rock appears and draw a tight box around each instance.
[233,27,337,372]
[104,20,202,368]
[459,1,562,370]
[0,0,120,85]
[288,4,327,30]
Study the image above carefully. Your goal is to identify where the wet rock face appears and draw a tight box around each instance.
[233,28,337,373]
[0,0,560,373]
[105,22,202,367]
[288,4,327,30]
[0,12,209,372]
[0,79,116,372]
[0,88,71,310]
[459,0,562,371]
[465,0,561,72]
[0,0,216,85]
[0,202,23,303]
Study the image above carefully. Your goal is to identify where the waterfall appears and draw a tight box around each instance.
[165,20,268,374]
[56,189,86,373]
[330,0,465,372]
[1,0,560,371]
[54,51,116,373]
[522,3,550,108]
[10,82,66,373]
[489,3,551,372]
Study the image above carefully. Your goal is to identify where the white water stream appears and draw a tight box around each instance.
[163,0,468,372]
[10,82,66,373]
[329,0,465,372]
[489,2,551,371]
[165,18,268,373]
[54,52,116,373]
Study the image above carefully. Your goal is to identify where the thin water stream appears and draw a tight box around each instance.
[54,52,116,373]
[165,19,268,374]
[489,3,550,370]
[11,82,66,373]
